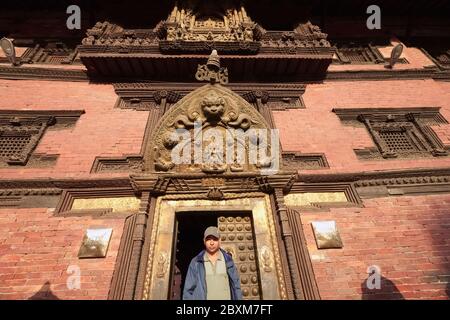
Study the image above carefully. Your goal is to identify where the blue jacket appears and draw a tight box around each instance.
[182,248,243,300]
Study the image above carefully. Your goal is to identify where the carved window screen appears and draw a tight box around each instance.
[334,45,384,64]
[333,108,449,160]
[0,134,32,159]
[20,45,80,65]
[426,47,450,68]
[343,47,381,63]
[267,96,305,110]
[0,111,84,166]
[375,123,426,153]
[364,115,447,158]
[0,117,53,165]
[378,130,416,152]
[333,43,408,65]
[438,50,450,65]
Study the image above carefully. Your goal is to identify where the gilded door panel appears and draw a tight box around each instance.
[218,215,261,300]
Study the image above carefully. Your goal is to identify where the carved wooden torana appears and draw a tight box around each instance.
[146,50,279,174]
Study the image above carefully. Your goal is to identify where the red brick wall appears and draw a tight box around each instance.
[328,39,436,72]
[274,79,450,174]
[1,78,449,179]
[0,79,148,179]
[301,193,450,300]
[0,207,124,300]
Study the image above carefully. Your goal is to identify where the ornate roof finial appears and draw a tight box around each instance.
[195,50,229,85]
[207,49,220,71]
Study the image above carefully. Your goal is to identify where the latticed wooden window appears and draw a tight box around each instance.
[334,44,385,64]
[417,41,450,69]
[340,47,381,63]
[20,44,80,65]
[0,134,32,159]
[378,130,416,152]
[435,49,450,66]
[0,116,54,165]
[333,108,448,160]
[46,55,68,64]
[374,124,428,155]
[361,115,447,159]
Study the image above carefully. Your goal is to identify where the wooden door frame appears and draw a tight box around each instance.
[140,194,287,300]
[108,172,323,300]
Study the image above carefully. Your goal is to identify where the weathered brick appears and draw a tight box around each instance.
[0,208,124,299]
[302,194,450,300]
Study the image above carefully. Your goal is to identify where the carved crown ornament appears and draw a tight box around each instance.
[165,3,258,42]
[144,50,280,175]
[158,2,263,54]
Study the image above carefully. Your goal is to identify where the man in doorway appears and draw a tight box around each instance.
[182,226,242,300]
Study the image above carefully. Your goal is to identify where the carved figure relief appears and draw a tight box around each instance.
[144,50,280,174]
[147,83,277,174]
[165,5,257,43]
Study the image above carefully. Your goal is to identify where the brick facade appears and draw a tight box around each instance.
[1,1,450,301]
[0,80,147,179]
[0,207,124,299]
[274,79,450,173]
[302,194,450,300]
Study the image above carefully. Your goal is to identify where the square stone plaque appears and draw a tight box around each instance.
[311,221,343,249]
[78,228,113,258]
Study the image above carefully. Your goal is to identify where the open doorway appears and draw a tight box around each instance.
[169,212,217,300]
[168,211,262,300]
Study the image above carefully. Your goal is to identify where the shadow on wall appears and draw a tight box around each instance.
[361,275,404,300]
[28,281,60,300]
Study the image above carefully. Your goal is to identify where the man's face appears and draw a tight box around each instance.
[204,236,220,254]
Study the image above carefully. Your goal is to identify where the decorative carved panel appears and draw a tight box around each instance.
[160,3,260,54]
[145,83,277,174]
[282,152,329,170]
[91,156,144,173]
[333,44,384,65]
[54,187,139,217]
[20,43,80,65]
[0,188,61,209]
[113,83,306,111]
[331,39,408,65]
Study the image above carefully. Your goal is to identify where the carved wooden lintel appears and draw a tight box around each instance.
[130,171,297,196]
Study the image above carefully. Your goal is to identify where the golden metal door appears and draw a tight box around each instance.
[218,215,261,300]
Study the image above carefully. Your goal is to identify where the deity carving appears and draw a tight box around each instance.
[149,88,279,174]
[146,50,279,174]
[165,5,257,43]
